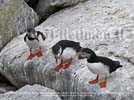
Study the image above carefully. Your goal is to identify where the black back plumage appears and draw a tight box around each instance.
[91,56,122,73]
[52,40,82,55]
[81,48,122,73]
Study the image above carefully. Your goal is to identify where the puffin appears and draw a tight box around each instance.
[52,40,82,72]
[79,48,122,88]
[24,28,46,60]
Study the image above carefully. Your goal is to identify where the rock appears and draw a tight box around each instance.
[0,73,16,94]
[0,0,134,99]
[0,0,39,50]
[34,0,87,21]
[0,84,62,100]
[0,82,16,94]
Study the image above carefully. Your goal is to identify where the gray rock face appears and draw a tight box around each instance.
[0,0,134,99]
[0,0,39,50]
[35,0,87,20]
[0,84,62,100]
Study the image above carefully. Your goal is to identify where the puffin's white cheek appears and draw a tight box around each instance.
[57,53,61,57]
[31,34,34,38]
[35,32,37,36]
[58,48,62,57]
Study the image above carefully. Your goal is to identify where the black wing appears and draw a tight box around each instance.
[24,34,27,42]
[97,56,122,73]
[57,40,81,51]
[37,31,46,41]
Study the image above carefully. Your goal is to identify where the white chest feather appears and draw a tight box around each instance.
[60,48,77,62]
[87,62,109,76]
[26,37,41,49]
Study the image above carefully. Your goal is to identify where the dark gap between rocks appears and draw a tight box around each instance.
[25,0,76,25]
[38,5,76,25]
[26,0,39,9]
[39,6,64,25]
[0,73,17,94]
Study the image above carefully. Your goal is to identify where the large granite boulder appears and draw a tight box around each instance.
[34,0,87,20]
[0,84,62,100]
[0,0,39,50]
[0,0,134,99]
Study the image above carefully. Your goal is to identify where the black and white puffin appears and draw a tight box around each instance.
[24,28,46,60]
[52,40,82,72]
[79,48,122,88]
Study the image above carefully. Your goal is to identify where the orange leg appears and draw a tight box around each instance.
[89,75,99,84]
[27,49,35,60]
[64,59,72,69]
[99,77,107,88]
[54,60,63,72]
[54,64,63,72]
[36,47,43,57]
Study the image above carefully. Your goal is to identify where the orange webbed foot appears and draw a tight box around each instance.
[27,53,35,60]
[99,81,107,88]
[36,51,43,57]
[89,79,98,84]
[63,60,72,69]
[54,64,63,72]
[64,63,72,69]
[89,75,99,84]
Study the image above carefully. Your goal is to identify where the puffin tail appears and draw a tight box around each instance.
[117,65,123,68]
[110,61,123,73]
[115,61,123,68]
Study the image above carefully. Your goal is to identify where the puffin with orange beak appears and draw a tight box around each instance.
[79,48,122,88]
[24,28,46,60]
[52,40,82,72]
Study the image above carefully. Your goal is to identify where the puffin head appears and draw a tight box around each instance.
[52,44,62,63]
[79,48,94,59]
[26,28,38,39]
[76,46,82,59]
